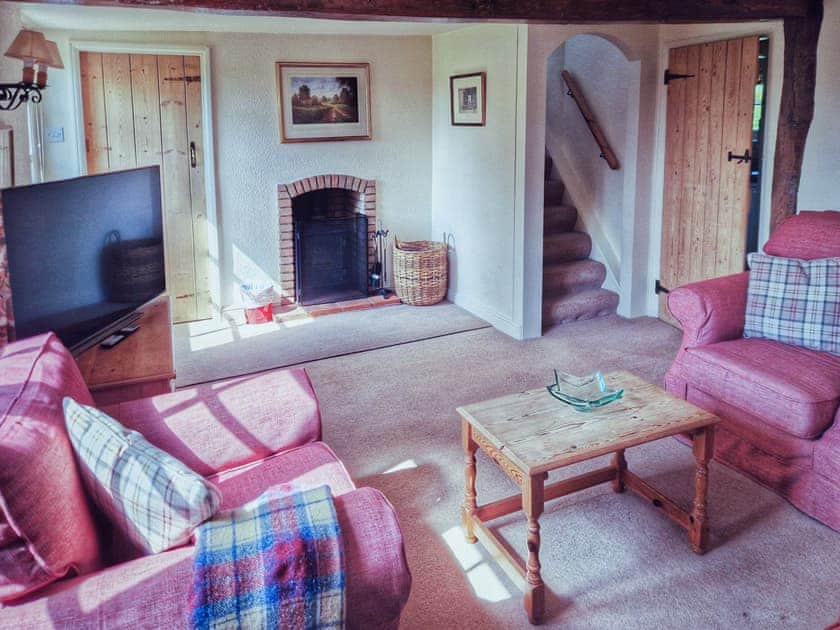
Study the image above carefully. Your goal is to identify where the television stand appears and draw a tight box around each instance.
[74,295,175,405]
[71,310,142,355]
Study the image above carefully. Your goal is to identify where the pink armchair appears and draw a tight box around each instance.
[665,211,840,532]
[0,333,411,629]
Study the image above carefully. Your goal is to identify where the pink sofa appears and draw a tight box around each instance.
[0,333,411,629]
[666,211,840,532]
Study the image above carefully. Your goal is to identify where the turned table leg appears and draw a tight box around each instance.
[462,418,478,544]
[523,474,545,624]
[690,426,714,554]
[612,449,627,493]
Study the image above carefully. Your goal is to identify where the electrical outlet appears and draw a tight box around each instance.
[46,127,64,143]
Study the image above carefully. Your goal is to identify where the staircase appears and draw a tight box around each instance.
[543,153,619,327]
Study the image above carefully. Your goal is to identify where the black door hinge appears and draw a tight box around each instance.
[664,70,695,85]
[655,280,670,295]
[163,75,201,83]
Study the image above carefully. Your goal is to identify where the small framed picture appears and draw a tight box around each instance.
[276,62,372,143]
[450,72,486,126]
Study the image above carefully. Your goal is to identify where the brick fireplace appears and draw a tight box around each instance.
[277,175,376,305]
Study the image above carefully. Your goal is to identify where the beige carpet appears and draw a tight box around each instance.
[172,301,490,387]
[286,315,840,629]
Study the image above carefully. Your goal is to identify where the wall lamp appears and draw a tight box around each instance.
[1,30,64,111]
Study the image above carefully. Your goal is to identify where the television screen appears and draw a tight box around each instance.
[2,166,165,352]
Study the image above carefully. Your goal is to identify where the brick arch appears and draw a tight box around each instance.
[281,174,374,199]
[277,174,377,304]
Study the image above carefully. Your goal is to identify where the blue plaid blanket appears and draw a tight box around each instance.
[189,484,345,629]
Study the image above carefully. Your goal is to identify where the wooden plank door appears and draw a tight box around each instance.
[659,36,759,322]
[79,51,211,323]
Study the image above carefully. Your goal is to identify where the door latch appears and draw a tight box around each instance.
[189,142,197,168]
[727,149,751,164]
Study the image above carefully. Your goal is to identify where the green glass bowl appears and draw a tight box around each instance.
[546,370,624,412]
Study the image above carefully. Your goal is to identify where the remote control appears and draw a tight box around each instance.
[119,324,140,335]
[100,334,125,348]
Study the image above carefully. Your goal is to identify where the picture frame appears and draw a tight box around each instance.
[276,62,372,143]
[450,72,486,126]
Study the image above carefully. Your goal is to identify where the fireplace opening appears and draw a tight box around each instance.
[293,188,369,305]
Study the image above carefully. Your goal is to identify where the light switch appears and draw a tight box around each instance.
[46,127,64,143]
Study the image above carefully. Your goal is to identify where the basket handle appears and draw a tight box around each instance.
[394,236,402,250]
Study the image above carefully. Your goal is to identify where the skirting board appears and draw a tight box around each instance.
[450,293,523,340]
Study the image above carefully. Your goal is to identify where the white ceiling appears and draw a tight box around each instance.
[17,3,474,36]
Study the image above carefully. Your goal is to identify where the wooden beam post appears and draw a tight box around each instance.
[14,0,818,23]
[770,2,824,231]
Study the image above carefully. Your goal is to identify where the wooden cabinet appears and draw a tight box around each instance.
[75,295,175,406]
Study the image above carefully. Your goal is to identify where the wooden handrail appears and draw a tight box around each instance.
[561,70,620,170]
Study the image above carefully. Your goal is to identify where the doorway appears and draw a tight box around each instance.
[77,50,212,323]
[658,35,766,322]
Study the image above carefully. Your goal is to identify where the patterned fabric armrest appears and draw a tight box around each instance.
[101,369,322,477]
[667,272,750,351]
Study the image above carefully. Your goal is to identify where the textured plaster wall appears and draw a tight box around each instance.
[5,25,432,308]
[209,33,432,305]
[547,35,630,261]
[0,5,29,186]
[431,24,527,337]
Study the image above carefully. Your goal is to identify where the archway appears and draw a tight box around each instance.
[542,33,640,326]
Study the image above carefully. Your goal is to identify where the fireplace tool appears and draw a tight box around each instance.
[370,225,391,297]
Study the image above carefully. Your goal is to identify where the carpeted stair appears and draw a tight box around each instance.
[543,153,619,326]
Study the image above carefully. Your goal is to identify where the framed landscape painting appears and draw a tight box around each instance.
[450,72,486,126]
[276,62,372,143]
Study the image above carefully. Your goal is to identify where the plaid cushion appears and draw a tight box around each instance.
[744,253,840,355]
[63,398,222,553]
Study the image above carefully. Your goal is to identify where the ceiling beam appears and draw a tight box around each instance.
[13,0,820,23]
[770,6,824,230]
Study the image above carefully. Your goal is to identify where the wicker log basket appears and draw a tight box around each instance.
[392,238,448,306]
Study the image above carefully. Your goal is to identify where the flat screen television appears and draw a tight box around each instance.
[2,166,165,354]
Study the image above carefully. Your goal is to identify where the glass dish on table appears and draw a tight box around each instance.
[546,370,624,412]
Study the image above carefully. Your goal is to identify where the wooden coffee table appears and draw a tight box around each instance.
[457,370,720,625]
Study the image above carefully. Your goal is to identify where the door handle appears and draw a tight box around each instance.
[189,141,197,168]
[727,149,751,164]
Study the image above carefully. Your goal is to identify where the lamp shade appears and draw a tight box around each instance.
[44,40,64,69]
[4,29,51,64]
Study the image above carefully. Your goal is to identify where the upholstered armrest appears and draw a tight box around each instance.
[814,411,840,481]
[337,487,412,629]
[2,487,412,630]
[667,272,750,351]
[101,368,322,477]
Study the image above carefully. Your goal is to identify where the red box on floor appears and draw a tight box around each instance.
[245,303,273,324]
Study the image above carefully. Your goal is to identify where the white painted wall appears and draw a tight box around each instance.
[431,24,528,338]
[0,4,29,186]
[800,0,840,210]
[1,21,433,308]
